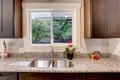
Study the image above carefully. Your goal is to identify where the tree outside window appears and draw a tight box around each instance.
[30,12,72,44]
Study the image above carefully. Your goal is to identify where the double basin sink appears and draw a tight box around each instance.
[30,59,74,68]
[9,59,74,68]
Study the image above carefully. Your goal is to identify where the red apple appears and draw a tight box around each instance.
[93,55,99,60]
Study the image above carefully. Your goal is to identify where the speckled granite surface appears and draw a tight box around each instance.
[0,57,120,72]
[9,52,110,58]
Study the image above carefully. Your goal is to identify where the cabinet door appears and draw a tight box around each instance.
[91,0,108,38]
[0,0,14,38]
[19,73,78,80]
[85,0,120,38]
[85,73,120,80]
[107,0,120,37]
[76,74,83,80]
[19,74,56,80]
[0,0,22,38]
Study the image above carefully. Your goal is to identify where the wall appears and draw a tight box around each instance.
[0,38,116,55]
[0,39,118,56]
[84,39,108,53]
[108,39,120,56]
[85,39,120,55]
[0,39,23,53]
[0,39,108,54]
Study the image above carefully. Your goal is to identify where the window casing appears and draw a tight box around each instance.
[23,3,83,52]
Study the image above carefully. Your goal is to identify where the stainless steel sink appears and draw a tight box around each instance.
[30,59,51,68]
[29,59,74,68]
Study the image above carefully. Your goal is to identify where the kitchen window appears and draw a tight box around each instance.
[23,3,82,52]
[29,11,74,45]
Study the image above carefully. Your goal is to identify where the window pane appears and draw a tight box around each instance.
[31,12,51,44]
[53,13,72,43]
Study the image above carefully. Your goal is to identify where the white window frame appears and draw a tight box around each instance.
[23,3,83,52]
[29,10,75,46]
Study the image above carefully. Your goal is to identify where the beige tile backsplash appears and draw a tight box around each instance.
[0,38,119,56]
[0,39,109,54]
[0,39,23,53]
[108,39,120,56]
[84,39,108,53]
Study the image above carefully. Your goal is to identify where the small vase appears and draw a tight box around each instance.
[67,54,73,60]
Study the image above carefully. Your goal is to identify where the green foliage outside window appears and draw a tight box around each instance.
[32,18,72,44]
[53,18,72,43]
[32,18,51,43]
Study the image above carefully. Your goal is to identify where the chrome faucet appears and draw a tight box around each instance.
[50,46,54,59]
[49,46,54,67]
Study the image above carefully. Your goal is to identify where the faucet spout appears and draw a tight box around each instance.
[49,46,54,67]
[50,46,54,59]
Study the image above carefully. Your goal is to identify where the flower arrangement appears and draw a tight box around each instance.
[64,41,76,60]
[64,42,76,54]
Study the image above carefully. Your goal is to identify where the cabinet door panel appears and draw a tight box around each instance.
[76,74,82,80]
[24,76,57,80]
[19,74,78,80]
[85,73,120,80]
[91,0,107,38]
[2,0,14,37]
[107,0,120,37]
[19,74,53,80]
[0,0,22,38]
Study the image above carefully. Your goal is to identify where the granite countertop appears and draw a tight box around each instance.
[0,57,120,72]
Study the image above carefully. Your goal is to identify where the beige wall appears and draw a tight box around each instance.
[0,38,118,55]
[84,39,108,53]
[0,38,119,55]
[0,39,23,53]
[108,39,120,56]
[0,39,109,54]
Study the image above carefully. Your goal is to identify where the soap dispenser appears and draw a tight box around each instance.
[1,40,9,58]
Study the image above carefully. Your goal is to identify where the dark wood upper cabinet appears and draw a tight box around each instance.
[0,0,22,38]
[84,0,120,38]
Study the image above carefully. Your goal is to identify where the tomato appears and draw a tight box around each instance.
[93,55,99,60]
